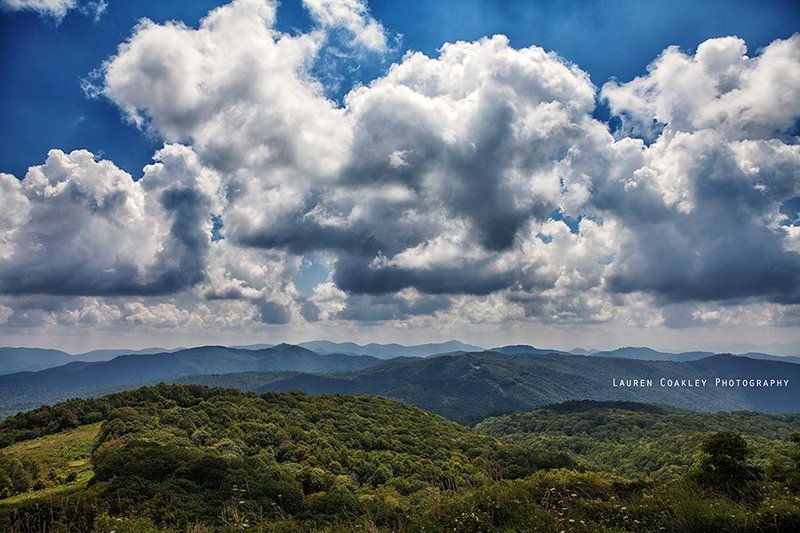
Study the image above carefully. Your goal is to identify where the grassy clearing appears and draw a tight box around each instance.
[0,422,101,505]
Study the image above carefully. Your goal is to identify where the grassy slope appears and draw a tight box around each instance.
[0,422,100,505]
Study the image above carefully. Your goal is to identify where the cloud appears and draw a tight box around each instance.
[338,290,452,322]
[0,304,12,325]
[1,0,76,19]
[101,0,343,163]
[99,6,612,304]
[601,35,800,141]
[1,0,106,21]
[262,34,608,302]
[303,0,388,52]
[0,145,219,296]
[342,35,596,250]
[101,0,351,263]
[605,134,800,303]
[598,36,800,304]
[2,0,799,337]
[309,280,347,320]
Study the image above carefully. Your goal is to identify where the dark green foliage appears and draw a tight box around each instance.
[690,432,763,499]
[789,432,800,491]
[2,387,800,532]
[0,383,232,446]
[3,385,549,530]
[0,455,38,498]
[477,400,800,479]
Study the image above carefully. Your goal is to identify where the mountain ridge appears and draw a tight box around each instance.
[2,344,799,422]
[296,340,484,358]
[254,351,800,423]
[0,344,383,394]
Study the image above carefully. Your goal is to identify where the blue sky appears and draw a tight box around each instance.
[2,0,798,179]
[1,0,799,352]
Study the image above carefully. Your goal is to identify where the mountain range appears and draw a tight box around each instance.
[0,346,181,375]
[0,344,383,392]
[251,352,800,423]
[4,341,797,378]
[295,340,483,358]
[2,342,797,422]
[0,340,481,376]
[493,344,800,364]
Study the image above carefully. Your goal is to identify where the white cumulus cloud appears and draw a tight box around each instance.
[1,0,106,21]
[1,0,799,343]
[303,0,388,52]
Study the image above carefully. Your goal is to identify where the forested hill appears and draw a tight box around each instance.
[477,400,800,479]
[256,351,800,423]
[2,348,798,422]
[0,344,383,392]
[2,386,800,531]
[0,385,548,476]
[0,384,565,530]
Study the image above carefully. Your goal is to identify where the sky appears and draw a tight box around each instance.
[1,0,799,354]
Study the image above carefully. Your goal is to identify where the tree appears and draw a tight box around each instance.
[691,431,761,499]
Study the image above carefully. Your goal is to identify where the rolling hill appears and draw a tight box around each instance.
[591,346,800,364]
[0,344,383,392]
[0,346,183,376]
[476,400,800,479]
[1,385,799,532]
[256,352,800,423]
[0,345,387,417]
[0,384,554,530]
[489,344,568,356]
[0,348,75,375]
[3,346,799,423]
[488,345,800,364]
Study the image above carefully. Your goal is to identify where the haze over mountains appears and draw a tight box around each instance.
[0,341,482,376]
[0,344,383,391]
[296,340,484,359]
[0,346,181,375]
[249,352,800,423]
[492,344,800,364]
[584,346,800,365]
[3,341,798,376]
[1,341,798,421]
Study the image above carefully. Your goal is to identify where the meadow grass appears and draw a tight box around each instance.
[0,422,101,505]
